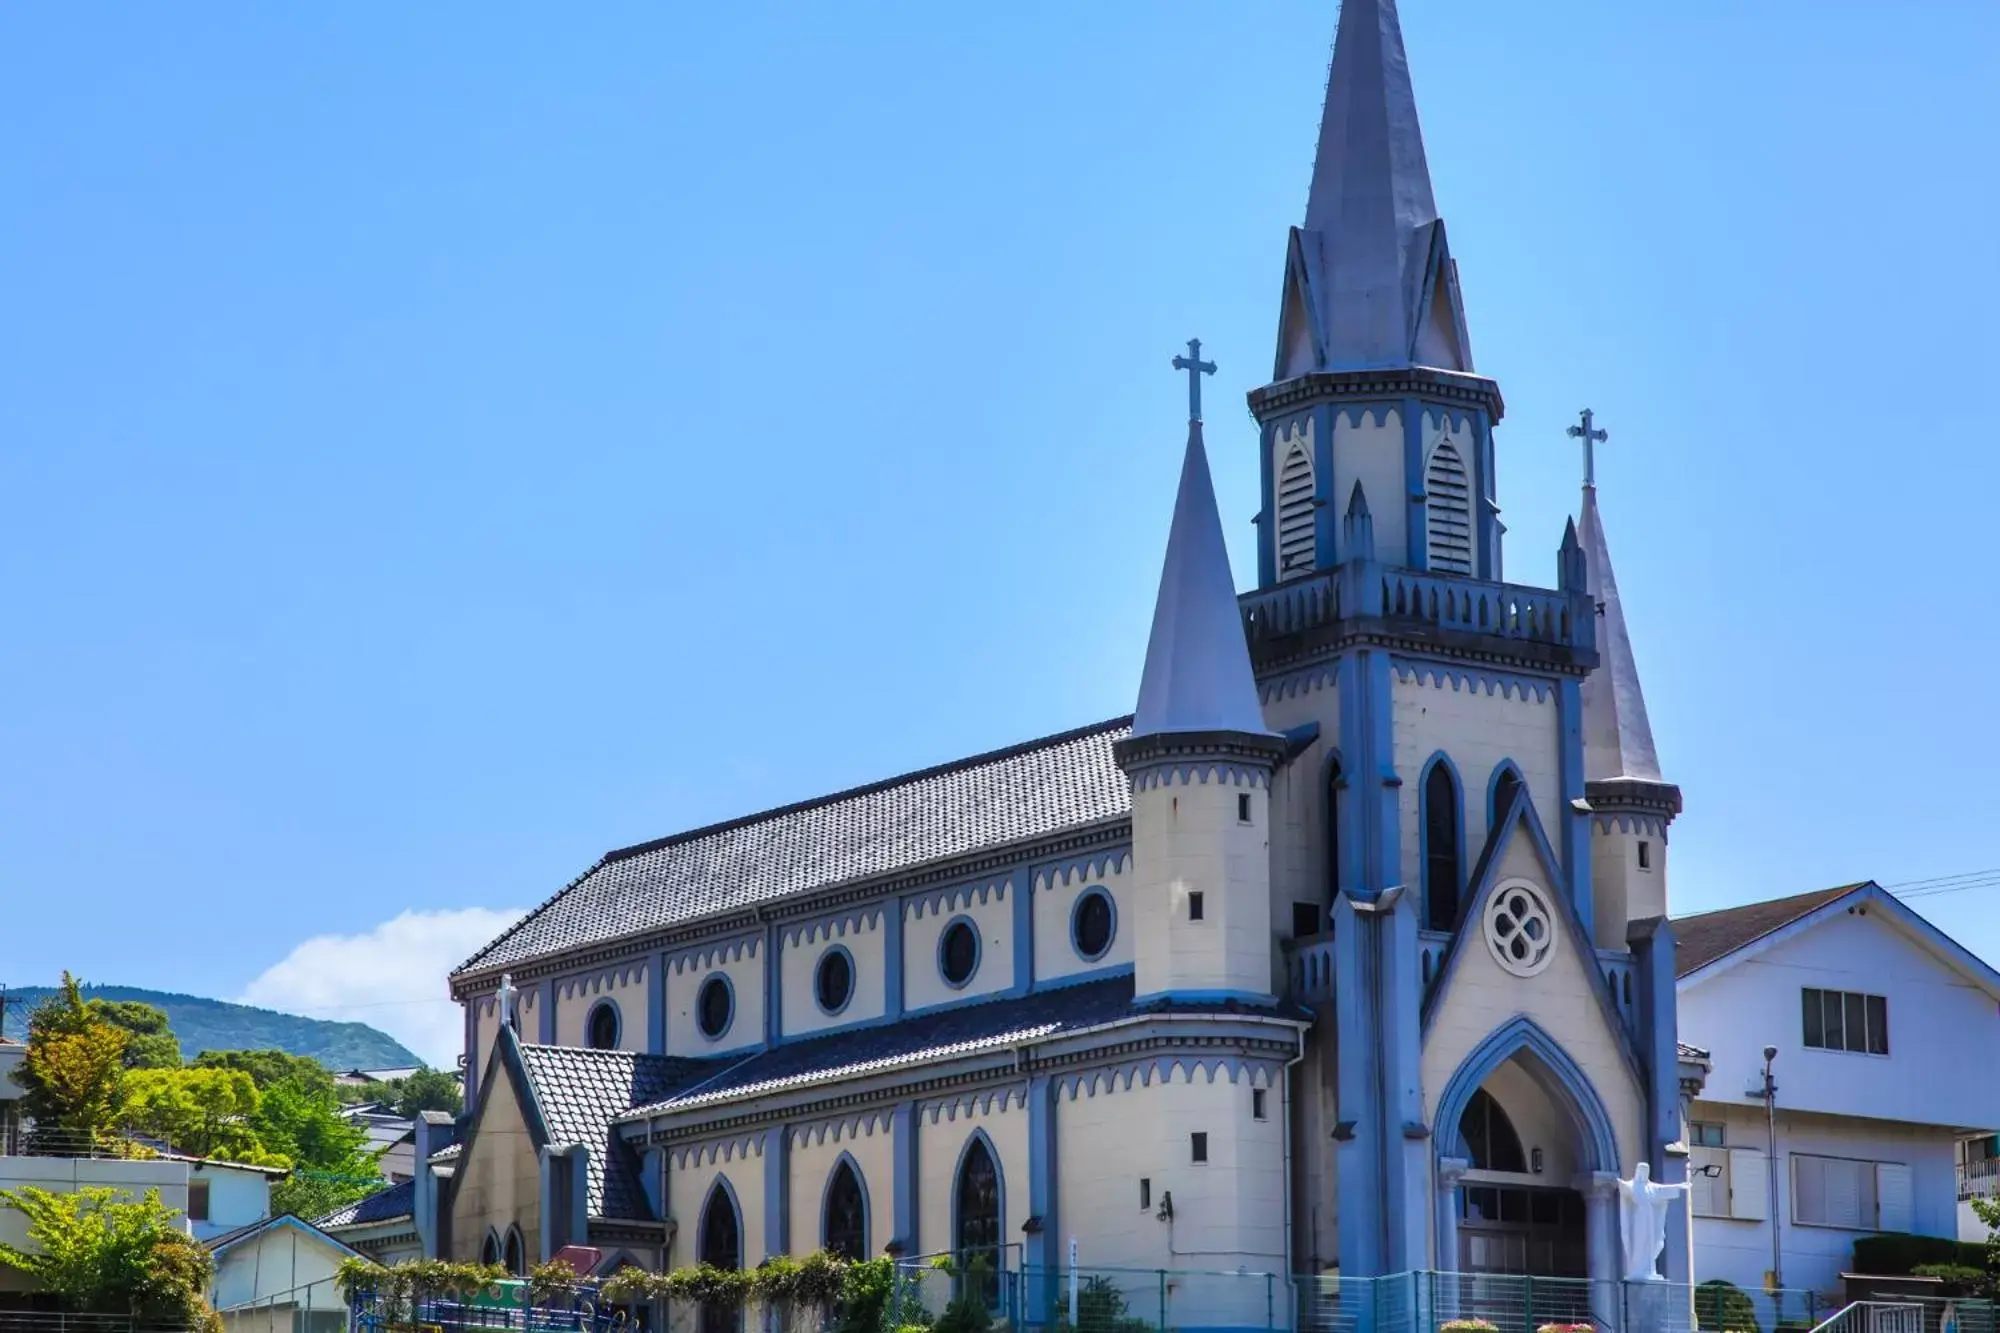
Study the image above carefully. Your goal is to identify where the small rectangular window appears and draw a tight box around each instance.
[1803,987,1887,1054]
[1252,1089,1268,1121]
[1292,902,1321,939]
[187,1179,211,1223]
[1190,1132,1208,1163]
[1139,1178,1151,1210]
[1689,1121,1725,1148]
[1237,793,1252,823]
[1637,840,1651,870]
[1189,891,1205,921]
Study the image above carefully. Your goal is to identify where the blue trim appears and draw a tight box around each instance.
[764,1126,789,1259]
[584,998,622,1051]
[1330,893,1380,1278]
[885,902,906,1022]
[936,914,983,991]
[1484,759,1527,830]
[1432,1014,1621,1173]
[648,951,666,1054]
[1557,678,1593,937]
[1025,1074,1056,1316]
[1362,651,1399,902]
[813,944,857,1018]
[1379,883,1427,1271]
[951,1126,1007,1254]
[1335,654,1371,900]
[765,923,782,1045]
[1475,411,1498,580]
[1403,397,1426,568]
[1011,867,1033,996]
[1416,751,1465,932]
[1130,986,1278,1005]
[538,980,555,1044]
[569,1147,588,1254]
[1312,404,1335,571]
[698,1174,745,1265]
[819,1151,872,1256]
[1257,421,1277,587]
[463,1004,478,1109]
[891,1101,918,1251]
[1319,744,1347,904]
[1069,887,1118,963]
[696,972,737,1044]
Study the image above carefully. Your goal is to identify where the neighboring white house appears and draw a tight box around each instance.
[1957,1133,1998,1241]
[207,1213,359,1333]
[1676,882,2000,1299]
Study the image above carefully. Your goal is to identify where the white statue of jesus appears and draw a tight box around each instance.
[1617,1161,1690,1282]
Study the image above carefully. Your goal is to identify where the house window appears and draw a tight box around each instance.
[1422,759,1462,932]
[586,1001,620,1051]
[1252,1089,1268,1121]
[1292,902,1322,939]
[1190,1133,1208,1164]
[187,1179,210,1223]
[1071,889,1116,962]
[1637,840,1652,871]
[1424,435,1473,575]
[1238,793,1253,823]
[1139,1178,1151,1211]
[938,918,981,989]
[1689,1122,1725,1148]
[1188,891,1205,921]
[696,976,735,1041]
[1275,440,1316,579]
[816,946,856,1015]
[1802,988,1889,1055]
[1793,1155,1913,1232]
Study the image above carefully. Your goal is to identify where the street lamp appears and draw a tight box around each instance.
[1761,1046,1781,1295]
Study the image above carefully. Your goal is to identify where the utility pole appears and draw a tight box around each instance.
[1762,1045,1782,1297]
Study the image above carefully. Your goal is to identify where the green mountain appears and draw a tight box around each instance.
[1,984,421,1070]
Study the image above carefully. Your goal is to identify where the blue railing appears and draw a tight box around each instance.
[1241,563,1595,656]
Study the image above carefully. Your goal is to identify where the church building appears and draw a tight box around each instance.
[403,0,1707,1316]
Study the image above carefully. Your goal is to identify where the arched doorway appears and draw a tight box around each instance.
[954,1135,1002,1307]
[1436,1018,1619,1281]
[697,1182,743,1333]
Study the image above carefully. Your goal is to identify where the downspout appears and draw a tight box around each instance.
[1282,1025,1307,1330]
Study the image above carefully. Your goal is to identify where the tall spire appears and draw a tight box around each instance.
[1131,349,1269,740]
[1578,482,1663,783]
[1276,0,1471,377]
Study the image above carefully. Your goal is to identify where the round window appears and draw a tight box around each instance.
[586,1001,619,1050]
[1072,889,1115,961]
[1483,879,1556,978]
[696,975,734,1039]
[938,918,980,988]
[815,947,855,1015]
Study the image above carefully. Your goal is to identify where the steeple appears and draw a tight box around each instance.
[1131,413,1269,740]
[1578,482,1662,784]
[1275,0,1472,377]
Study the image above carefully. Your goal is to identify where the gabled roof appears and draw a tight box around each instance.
[457,717,1134,977]
[207,1213,364,1262]
[1672,884,1867,977]
[512,1044,712,1219]
[315,1179,415,1230]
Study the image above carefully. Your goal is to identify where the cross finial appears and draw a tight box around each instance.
[1567,408,1609,489]
[1171,338,1217,423]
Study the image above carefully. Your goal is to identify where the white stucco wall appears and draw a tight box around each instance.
[782,911,890,1039]
[191,1162,275,1241]
[917,1091,1029,1260]
[1679,905,2000,1133]
[666,938,766,1057]
[668,1139,768,1267]
[904,880,1014,1012]
[1392,671,1561,885]
[0,1157,189,1264]
[211,1223,348,1313]
[1130,770,1274,1000]
[1591,822,1668,950]
[1421,834,1643,1175]
[1332,407,1407,564]
[789,1117,894,1258]
[1258,683,1340,939]
[1688,1104,1959,1298]
[554,963,648,1051]
[1034,854,1133,985]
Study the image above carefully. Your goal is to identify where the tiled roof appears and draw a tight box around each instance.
[1672,884,1867,978]
[428,1142,463,1164]
[627,975,1164,1118]
[514,1045,713,1219]
[316,1179,414,1229]
[457,718,1133,976]
[1677,1041,1710,1062]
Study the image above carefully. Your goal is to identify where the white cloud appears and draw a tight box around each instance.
[239,907,524,1068]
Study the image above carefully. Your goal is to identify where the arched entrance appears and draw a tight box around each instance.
[1434,1018,1621,1282]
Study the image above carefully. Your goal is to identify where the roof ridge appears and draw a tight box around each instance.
[1671,882,1866,927]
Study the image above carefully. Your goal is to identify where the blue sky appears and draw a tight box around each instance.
[4,2,1996,1063]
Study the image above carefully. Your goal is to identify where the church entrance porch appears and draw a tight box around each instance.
[1459,1183,1586,1277]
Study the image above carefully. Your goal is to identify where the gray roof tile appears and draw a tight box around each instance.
[457,718,1133,976]
[514,1045,712,1219]
[316,1179,414,1229]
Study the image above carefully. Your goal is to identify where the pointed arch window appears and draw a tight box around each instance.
[502,1225,525,1276]
[1423,760,1462,932]
[1276,441,1317,580]
[954,1137,1001,1308]
[1460,1088,1526,1173]
[698,1183,743,1333]
[1325,758,1343,903]
[479,1230,501,1266]
[1492,767,1523,826]
[823,1159,868,1261]
[1425,434,1473,575]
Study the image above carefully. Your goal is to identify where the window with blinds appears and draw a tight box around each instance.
[1275,442,1316,580]
[1802,988,1889,1055]
[1425,437,1474,575]
[1793,1154,1911,1232]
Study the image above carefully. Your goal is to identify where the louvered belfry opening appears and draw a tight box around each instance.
[1425,437,1473,574]
[1276,442,1317,579]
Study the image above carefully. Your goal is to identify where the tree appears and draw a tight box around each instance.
[392,1067,462,1118]
[255,1075,382,1219]
[87,1000,181,1070]
[194,1049,332,1091]
[119,1068,278,1164]
[15,975,128,1153]
[0,1185,221,1331]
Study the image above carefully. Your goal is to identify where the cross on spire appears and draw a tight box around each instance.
[1172,339,1217,423]
[1567,408,1609,489]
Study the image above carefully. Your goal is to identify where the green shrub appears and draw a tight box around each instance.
[1854,1233,1988,1276]
[1056,1276,1151,1333]
[1694,1280,1760,1333]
